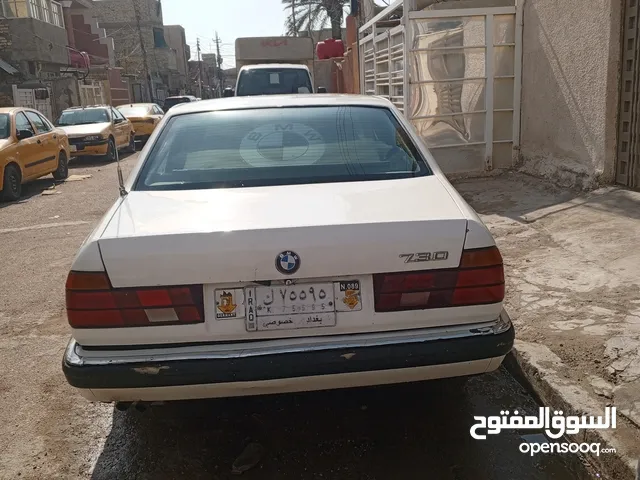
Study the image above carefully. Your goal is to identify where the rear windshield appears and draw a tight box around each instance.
[163,98,190,109]
[56,109,110,126]
[236,68,313,96]
[118,106,150,117]
[134,106,431,191]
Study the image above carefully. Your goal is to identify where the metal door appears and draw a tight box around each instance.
[616,0,640,188]
[12,86,54,120]
[79,84,104,106]
[406,6,521,174]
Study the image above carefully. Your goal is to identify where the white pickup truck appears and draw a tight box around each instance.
[232,37,326,96]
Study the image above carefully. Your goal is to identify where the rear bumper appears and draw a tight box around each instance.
[133,125,154,137]
[63,311,514,400]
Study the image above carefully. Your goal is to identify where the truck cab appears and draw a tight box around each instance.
[235,64,315,97]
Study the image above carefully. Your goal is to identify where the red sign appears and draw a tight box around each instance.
[261,39,289,48]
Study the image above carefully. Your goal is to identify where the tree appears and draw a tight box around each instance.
[282,0,349,40]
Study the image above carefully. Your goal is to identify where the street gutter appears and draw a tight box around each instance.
[504,341,639,480]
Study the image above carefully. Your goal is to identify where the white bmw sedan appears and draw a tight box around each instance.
[62,94,514,403]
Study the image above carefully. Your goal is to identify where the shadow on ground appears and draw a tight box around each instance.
[69,152,136,170]
[454,172,640,223]
[91,369,594,480]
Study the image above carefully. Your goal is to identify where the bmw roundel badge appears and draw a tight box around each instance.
[276,251,300,275]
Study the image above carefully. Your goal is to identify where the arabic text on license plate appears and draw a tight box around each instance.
[254,283,335,316]
[254,311,336,331]
[69,145,77,152]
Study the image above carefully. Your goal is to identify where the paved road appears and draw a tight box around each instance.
[0,154,596,479]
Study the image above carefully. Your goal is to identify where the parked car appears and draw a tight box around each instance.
[163,95,198,111]
[0,107,70,201]
[55,106,135,161]
[117,103,164,144]
[62,94,513,404]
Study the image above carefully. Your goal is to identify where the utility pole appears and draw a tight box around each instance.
[215,32,224,95]
[132,0,154,102]
[196,38,203,98]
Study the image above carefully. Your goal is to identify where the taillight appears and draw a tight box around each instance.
[373,246,504,312]
[65,271,204,328]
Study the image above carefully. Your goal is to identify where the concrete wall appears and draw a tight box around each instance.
[164,25,189,79]
[51,76,80,117]
[0,18,69,66]
[519,0,623,189]
[313,59,334,92]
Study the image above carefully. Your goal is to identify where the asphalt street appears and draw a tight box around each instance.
[0,153,597,479]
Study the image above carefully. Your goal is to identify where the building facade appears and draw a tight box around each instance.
[92,0,180,102]
[164,25,189,94]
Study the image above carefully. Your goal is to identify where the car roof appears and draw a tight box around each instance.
[118,103,155,108]
[61,105,110,111]
[240,63,311,72]
[165,94,393,115]
[0,107,35,114]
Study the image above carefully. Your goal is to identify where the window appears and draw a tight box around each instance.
[153,27,168,48]
[25,111,51,133]
[236,68,313,96]
[117,106,150,117]
[15,112,35,136]
[135,106,431,191]
[153,105,164,115]
[55,108,110,126]
[0,114,10,139]
[111,108,125,121]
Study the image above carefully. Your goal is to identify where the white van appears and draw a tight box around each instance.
[234,64,325,96]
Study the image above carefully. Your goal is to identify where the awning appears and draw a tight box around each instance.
[0,58,19,75]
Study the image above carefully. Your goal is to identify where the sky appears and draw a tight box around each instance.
[161,0,388,68]
[162,0,298,69]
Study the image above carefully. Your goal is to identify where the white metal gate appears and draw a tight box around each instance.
[12,85,53,120]
[79,84,104,106]
[616,0,640,188]
[360,2,522,175]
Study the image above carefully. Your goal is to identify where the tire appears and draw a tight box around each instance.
[1,164,22,202]
[52,151,69,180]
[125,134,136,154]
[104,138,116,162]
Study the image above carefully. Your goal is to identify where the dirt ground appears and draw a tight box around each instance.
[455,173,640,468]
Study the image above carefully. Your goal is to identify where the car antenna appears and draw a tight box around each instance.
[115,144,127,197]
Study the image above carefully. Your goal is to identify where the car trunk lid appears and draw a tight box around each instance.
[98,177,467,288]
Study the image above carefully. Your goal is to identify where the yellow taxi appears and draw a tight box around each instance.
[0,107,70,202]
[54,105,136,161]
[116,103,164,144]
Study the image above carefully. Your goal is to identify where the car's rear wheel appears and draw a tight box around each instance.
[1,164,22,202]
[125,134,136,153]
[104,138,116,162]
[52,151,69,180]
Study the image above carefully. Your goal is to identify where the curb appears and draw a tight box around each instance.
[503,341,639,480]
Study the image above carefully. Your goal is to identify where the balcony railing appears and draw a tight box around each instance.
[1,0,65,28]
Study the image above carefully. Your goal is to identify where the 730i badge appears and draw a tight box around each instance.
[399,251,449,263]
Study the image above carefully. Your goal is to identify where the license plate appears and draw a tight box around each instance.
[69,145,77,152]
[246,283,336,331]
